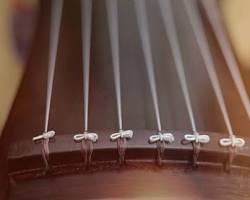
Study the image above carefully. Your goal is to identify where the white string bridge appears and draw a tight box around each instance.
[110,130,133,141]
[220,134,245,148]
[149,132,174,143]
[32,130,55,141]
[184,133,210,144]
[74,132,98,143]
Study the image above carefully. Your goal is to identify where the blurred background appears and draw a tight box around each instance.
[0,0,249,135]
[0,0,38,134]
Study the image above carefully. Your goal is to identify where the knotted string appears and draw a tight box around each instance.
[220,135,245,148]
[75,0,98,168]
[33,130,55,170]
[219,134,245,172]
[33,0,63,172]
[106,0,134,166]
[110,130,133,141]
[149,132,175,143]
[149,132,174,166]
[182,0,246,170]
[158,0,210,167]
[184,132,210,167]
[74,132,98,168]
[184,133,210,144]
[110,130,133,165]
[74,132,98,142]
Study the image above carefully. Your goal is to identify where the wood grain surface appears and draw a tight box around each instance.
[1,0,250,199]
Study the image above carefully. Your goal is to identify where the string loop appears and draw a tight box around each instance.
[149,132,174,143]
[32,130,55,171]
[220,135,245,148]
[110,130,133,166]
[74,132,98,143]
[184,133,210,144]
[149,132,174,166]
[219,134,245,172]
[110,130,133,141]
[183,132,210,168]
[33,130,55,141]
[74,132,98,169]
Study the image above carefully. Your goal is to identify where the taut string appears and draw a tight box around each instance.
[158,0,209,167]
[134,0,174,166]
[73,0,98,169]
[202,0,250,120]
[106,0,133,165]
[33,0,63,171]
[183,0,245,171]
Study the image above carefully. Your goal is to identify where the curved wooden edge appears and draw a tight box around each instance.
[7,130,250,175]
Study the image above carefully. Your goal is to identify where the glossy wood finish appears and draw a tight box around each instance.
[0,0,250,199]
[9,165,250,200]
[7,131,250,175]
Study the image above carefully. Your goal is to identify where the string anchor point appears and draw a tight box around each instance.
[110,130,133,166]
[32,130,55,172]
[184,132,210,168]
[219,134,245,172]
[149,132,174,166]
[74,131,98,169]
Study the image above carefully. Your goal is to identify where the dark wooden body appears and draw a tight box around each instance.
[0,0,250,199]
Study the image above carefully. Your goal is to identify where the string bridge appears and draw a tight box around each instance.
[219,134,245,172]
[73,132,98,169]
[184,132,210,168]
[149,132,174,166]
[110,130,133,165]
[32,130,55,172]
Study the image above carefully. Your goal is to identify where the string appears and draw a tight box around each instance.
[202,0,250,120]
[183,0,244,171]
[106,0,123,130]
[44,0,63,133]
[134,0,162,132]
[75,0,98,167]
[183,0,234,137]
[81,0,93,132]
[158,0,197,134]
